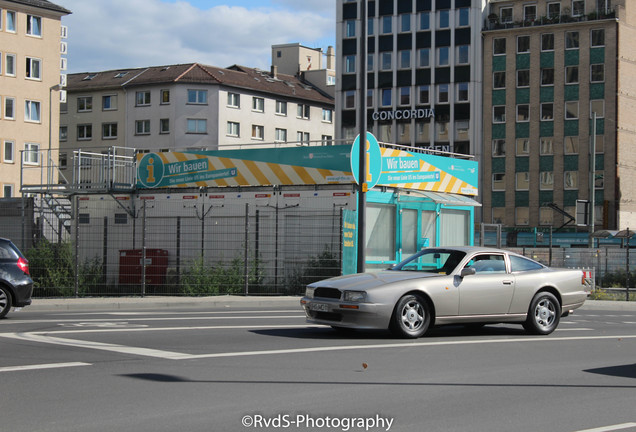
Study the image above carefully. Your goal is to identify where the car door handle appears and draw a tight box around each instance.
[503,280,513,285]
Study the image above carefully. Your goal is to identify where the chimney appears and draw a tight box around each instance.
[326,46,335,70]
[271,65,278,79]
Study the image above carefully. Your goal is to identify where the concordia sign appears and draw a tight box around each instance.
[372,108,435,121]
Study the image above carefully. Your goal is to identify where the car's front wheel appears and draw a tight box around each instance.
[0,285,12,319]
[524,292,560,335]
[390,294,431,338]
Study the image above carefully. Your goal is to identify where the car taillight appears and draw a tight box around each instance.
[17,257,30,275]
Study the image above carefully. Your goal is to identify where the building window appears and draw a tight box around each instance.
[251,125,264,140]
[5,53,16,76]
[419,86,430,104]
[275,128,287,143]
[382,16,392,34]
[322,108,333,123]
[493,38,506,56]
[540,171,554,190]
[345,55,356,73]
[368,18,374,36]
[500,7,513,23]
[23,143,40,165]
[541,68,555,86]
[227,121,240,137]
[367,89,373,107]
[517,104,530,122]
[227,92,240,108]
[77,96,92,112]
[565,66,579,84]
[436,119,449,141]
[188,90,207,105]
[516,172,530,191]
[437,84,449,104]
[77,124,92,141]
[572,0,585,16]
[457,8,470,27]
[161,90,170,104]
[540,207,554,225]
[565,101,579,119]
[3,141,15,163]
[26,15,42,37]
[516,138,530,156]
[595,170,604,189]
[524,4,537,21]
[102,123,117,139]
[437,47,449,66]
[493,71,506,89]
[381,52,392,70]
[344,90,356,109]
[591,29,605,47]
[135,120,151,135]
[275,101,287,115]
[400,14,411,32]
[590,100,604,118]
[456,45,469,64]
[418,48,430,67]
[368,53,374,70]
[102,95,117,111]
[187,119,207,134]
[419,12,430,30]
[591,64,604,82]
[456,82,469,102]
[4,97,15,119]
[345,19,356,38]
[381,88,392,106]
[455,120,469,141]
[25,57,41,80]
[566,31,579,49]
[24,100,41,122]
[517,36,530,53]
[541,103,554,120]
[492,173,505,191]
[136,91,151,106]
[6,11,16,33]
[322,135,333,145]
[540,138,554,155]
[493,106,506,123]
[564,171,578,189]
[398,50,411,69]
[493,139,506,157]
[399,87,411,106]
[59,126,67,142]
[547,2,561,19]
[541,33,554,51]
[297,131,310,145]
[517,70,530,87]
[160,119,169,134]
[564,136,579,154]
[492,208,505,224]
[252,97,264,112]
[438,9,450,28]
[297,104,310,119]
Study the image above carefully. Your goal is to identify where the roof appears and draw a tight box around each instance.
[66,63,333,105]
[4,0,71,14]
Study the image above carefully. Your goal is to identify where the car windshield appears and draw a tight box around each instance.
[390,249,467,274]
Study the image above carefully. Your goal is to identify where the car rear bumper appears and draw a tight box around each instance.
[12,279,33,307]
[300,297,386,329]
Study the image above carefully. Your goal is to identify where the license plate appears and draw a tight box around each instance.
[309,302,329,312]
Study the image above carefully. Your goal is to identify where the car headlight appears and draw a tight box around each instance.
[343,291,366,302]
[305,287,315,298]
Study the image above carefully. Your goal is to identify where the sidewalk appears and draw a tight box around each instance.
[20,296,636,313]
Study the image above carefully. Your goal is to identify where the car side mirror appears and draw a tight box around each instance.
[460,267,476,277]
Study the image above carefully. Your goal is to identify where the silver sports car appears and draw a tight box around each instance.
[300,246,591,338]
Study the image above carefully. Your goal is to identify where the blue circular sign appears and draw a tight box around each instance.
[138,153,164,188]
[350,132,382,189]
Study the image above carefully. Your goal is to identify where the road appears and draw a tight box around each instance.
[1,301,635,432]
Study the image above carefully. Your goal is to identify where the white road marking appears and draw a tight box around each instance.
[555,328,594,331]
[52,310,300,316]
[0,362,91,373]
[13,324,323,335]
[1,331,634,361]
[573,423,636,432]
[0,315,305,325]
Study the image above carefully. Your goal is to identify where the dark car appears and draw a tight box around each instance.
[0,238,33,318]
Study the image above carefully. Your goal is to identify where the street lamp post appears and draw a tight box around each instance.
[356,0,367,273]
[589,112,596,247]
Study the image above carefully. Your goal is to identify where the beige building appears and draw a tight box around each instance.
[0,0,70,197]
[272,43,336,97]
[482,0,636,231]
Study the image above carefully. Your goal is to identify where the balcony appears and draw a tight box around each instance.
[483,9,616,31]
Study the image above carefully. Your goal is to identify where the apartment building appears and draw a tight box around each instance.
[0,0,70,197]
[335,0,486,156]
[272,43,337,97]
[60,62,335,168]
[482,0,635,230]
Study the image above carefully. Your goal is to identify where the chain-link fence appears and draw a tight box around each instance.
[23,195,346,297]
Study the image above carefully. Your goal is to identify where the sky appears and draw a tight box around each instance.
[54,0,336,73]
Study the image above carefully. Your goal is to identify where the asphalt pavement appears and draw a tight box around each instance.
[18,295,636,312]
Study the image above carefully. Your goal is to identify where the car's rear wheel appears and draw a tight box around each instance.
[524,292,560,335]
[0,286,12,319]
[390,294,430,338]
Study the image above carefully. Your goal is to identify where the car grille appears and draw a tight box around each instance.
[308,311,343,322]
[313,287,341,300]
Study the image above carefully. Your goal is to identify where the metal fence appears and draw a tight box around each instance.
[24,198,345,298]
